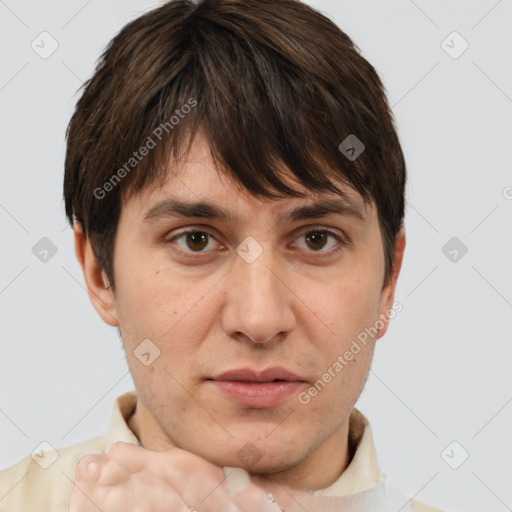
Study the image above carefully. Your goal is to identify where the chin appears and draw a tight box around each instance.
[206,435,307,475]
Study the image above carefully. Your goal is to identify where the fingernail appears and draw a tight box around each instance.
[223,466,251,495]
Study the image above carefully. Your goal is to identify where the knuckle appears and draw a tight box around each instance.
[160,448,190,474]
[245,484,267,500]
[107,441,131,457]
[162,446,185,464]
[232,484,269,507]
[75,454,104,482]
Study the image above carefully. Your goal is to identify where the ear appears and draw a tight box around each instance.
[376,225,406,340]
[73,221,119,327]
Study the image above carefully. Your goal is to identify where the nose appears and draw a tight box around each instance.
[220,239,296,345]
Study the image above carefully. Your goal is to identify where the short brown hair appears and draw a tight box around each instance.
[64,0,406,292]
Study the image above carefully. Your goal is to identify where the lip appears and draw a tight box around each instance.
[211,367,305,382]
[207,367,307,408]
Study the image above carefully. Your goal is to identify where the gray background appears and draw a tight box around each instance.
[1,1,511,511]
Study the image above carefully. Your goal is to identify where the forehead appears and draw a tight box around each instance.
[125,131,372,225]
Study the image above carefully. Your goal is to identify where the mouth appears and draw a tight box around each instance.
[207,367,308,408]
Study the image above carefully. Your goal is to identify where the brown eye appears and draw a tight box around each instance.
[184,232,209,251]
[305,231,329,251]
[169,230,217,253]
[294,229,343,254]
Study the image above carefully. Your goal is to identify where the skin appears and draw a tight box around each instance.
[73,131,405,510]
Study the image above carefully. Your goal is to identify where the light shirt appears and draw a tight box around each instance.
[0,391,445,511]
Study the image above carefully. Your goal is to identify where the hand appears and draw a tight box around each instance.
[68,441,284,512]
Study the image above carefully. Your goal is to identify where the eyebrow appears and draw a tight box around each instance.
[142,196,368,225]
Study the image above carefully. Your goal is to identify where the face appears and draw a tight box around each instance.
[77,132,404,488]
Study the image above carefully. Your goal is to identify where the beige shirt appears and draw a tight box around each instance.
[0,391,444,511]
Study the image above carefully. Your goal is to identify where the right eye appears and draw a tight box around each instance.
[165,229,224,256]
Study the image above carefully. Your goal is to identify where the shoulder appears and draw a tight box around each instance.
[411,498,447,512]
[0,392,138,511]
[0,435,136,512]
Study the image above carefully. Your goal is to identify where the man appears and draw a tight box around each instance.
[0,0,445,510]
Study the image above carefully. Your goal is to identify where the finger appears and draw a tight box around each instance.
[75,453,110,483]
[73,444,234,512]
[254,481,337,512]
[107,442,224,487]
[112,448,240,512]
[223,468,282,512]
[179,468,240,512]
[104,442,188,488]
[68,481,104,512]
[77,479,193,512]
[124,480,194,512]
[231,487,283,512]
[104,441,155,473]
[223,467,251,496]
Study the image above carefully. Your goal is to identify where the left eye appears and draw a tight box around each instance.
[293,229,342,252]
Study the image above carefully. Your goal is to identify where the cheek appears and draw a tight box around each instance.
[301,340,374,421]
[114,264,218,357]
[300,271,383,344]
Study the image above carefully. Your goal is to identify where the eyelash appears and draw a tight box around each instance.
[164,227,348,259]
